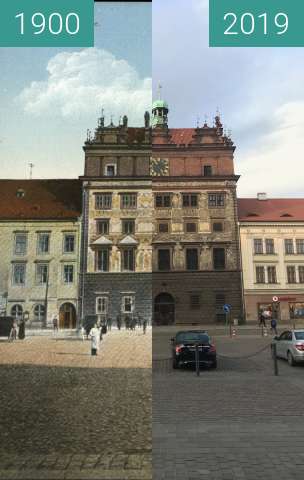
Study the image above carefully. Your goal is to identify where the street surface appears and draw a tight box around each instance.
[0,329,152,480]
[153,328,304,480]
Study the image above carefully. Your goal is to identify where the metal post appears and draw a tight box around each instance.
[195,343,200,376]
[273,343,279,376]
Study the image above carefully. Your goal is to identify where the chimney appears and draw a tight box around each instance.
[257,192,267,201]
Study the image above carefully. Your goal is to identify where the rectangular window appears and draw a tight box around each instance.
[63,265,74,284]
[287,266,296,284]
[158,249,171,271]
[285,239,294,254]
[296,239,304,254]
[122,219,135,235]
[215,293,226,322]
[14,233,27,256]
[122,248,135,271]
[37,233,50,254]
[36,264,48,285]
[95,193,112,210]
[158,222,169,233]
[208,193,225,207]
[182,194,198,207]
[12,263,26,285]
[190,294,200,310]
[96,249,109,272]
[186,249,199,270]
[97,219,109,235]
[155,194,171,208]
[265,239,275,254]
[254,239,263,254]
[212,222,223,232]
[122,296,134,313]
[256,266,265,284]
[267,266,277,284]
[121,193,137,209]
[105,164,116,177]
[64,234,75,253]
[96,297,108,314]
[299,266,304,283]
[213,248,225,270]
[204,165,212,176]
[185,222,197,233]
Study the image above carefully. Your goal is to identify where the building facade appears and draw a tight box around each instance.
[79,113,152,325]
[239,195,304,324]
[0,180,82,328]
[151,100,243,324]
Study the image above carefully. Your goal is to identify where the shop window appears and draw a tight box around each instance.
[289,303,304,319]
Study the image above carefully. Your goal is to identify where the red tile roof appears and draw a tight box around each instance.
[238,198,304,222]
[169,128,196,145]
[0,180,82,220]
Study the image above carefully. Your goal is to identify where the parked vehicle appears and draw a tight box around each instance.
[171,330,217,369]
[271,330,304,366]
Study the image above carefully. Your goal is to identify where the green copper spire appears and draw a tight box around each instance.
[152,83,169,128]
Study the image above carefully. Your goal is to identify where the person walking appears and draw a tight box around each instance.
[89,323,100,356]
[52,315,59,335]
[259,311,266,327]
[143,318,147,335]
[116,314,121,331]
[270,318,278,335]
[18,318,25,340]
[9,320,17,341]
[106,316,112,331]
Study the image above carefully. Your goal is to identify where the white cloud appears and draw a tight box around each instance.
[237,101,304,197]
[17,48,152,125]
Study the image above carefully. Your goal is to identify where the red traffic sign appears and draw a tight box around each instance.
[272,296,279,302]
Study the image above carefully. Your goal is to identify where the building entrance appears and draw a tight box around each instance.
[154,293,175,325]
[59,303,76,329]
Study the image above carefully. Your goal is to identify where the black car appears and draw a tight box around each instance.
[171,330,217,369]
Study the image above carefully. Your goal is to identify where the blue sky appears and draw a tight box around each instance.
[153,0,304,197]
[0,2,151,179]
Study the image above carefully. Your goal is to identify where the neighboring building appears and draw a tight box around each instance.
[79,113,152,324]
[151,100,243,324]
[239,194,304,324]
[0,180,82,328]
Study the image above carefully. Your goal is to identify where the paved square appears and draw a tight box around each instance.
[0,329,152,480]
[153,330,304,480]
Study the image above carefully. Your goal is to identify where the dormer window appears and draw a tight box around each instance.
[105,164,116,177]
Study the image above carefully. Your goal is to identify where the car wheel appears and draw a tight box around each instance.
[287,351,295,366]
[210,360,217,369]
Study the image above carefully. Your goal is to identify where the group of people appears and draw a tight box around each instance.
[259,309,278,334]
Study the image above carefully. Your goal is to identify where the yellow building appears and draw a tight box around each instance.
[239,194,304,324]
[0,180,82,329]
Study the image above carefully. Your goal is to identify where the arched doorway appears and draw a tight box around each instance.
[154,293,175,325]
[59,303,76,329]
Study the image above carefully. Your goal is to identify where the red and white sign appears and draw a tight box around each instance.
[272,296,279,302]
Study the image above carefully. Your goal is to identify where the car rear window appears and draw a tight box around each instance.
[295,332,304,340]
[176,332,210,344]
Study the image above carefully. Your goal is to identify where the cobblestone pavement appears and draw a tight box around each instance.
[0,329,152,479]
[153,330,304,480]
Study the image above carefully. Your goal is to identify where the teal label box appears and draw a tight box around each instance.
[0,0,94,47]
[210,0,304,47]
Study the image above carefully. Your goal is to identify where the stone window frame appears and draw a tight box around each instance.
[212,221,224,232]
[253,238,263,255]
[121,295,135,314]
[121,247,136,272]
[63,264,74,284]
[95,193,112,210]
[12,262,26,286]
[184,221,198,233]
[203,165,212,177]
[267,265,278,284]
[158,221,170,234]
[255,266,265,284]
[14,232,28,256]
[157,247,172,271]
[122,219,135,235]
[155,193,172,208]
[104,164,117,177]
[182,193,198,208]
[34,303,45,321]
[208,192,225,208]
[95,249,110,272]
[96,219,110,235]
[286,265,297,284]
[185,248,199,271]
[212,247,226,270]
[299,266,304,284]
[284,238,294,255]
[189,293,201,310]
[11,304,23,319]
[96,296,109,315]
[120,193,137,210]
[35,263,49,285]
[37,232,50,255]
[265,238,275,255]
[296,239,304,255]
[63,233,76,254]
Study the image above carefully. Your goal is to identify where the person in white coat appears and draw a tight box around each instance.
[89,323,100,356]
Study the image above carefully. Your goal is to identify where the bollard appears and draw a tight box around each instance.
[195,343,200,376]
[273,343,279,376]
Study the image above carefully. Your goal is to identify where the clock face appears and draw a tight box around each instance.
[150,157,169,176]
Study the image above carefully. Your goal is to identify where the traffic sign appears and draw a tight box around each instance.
[272,296,279,302]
